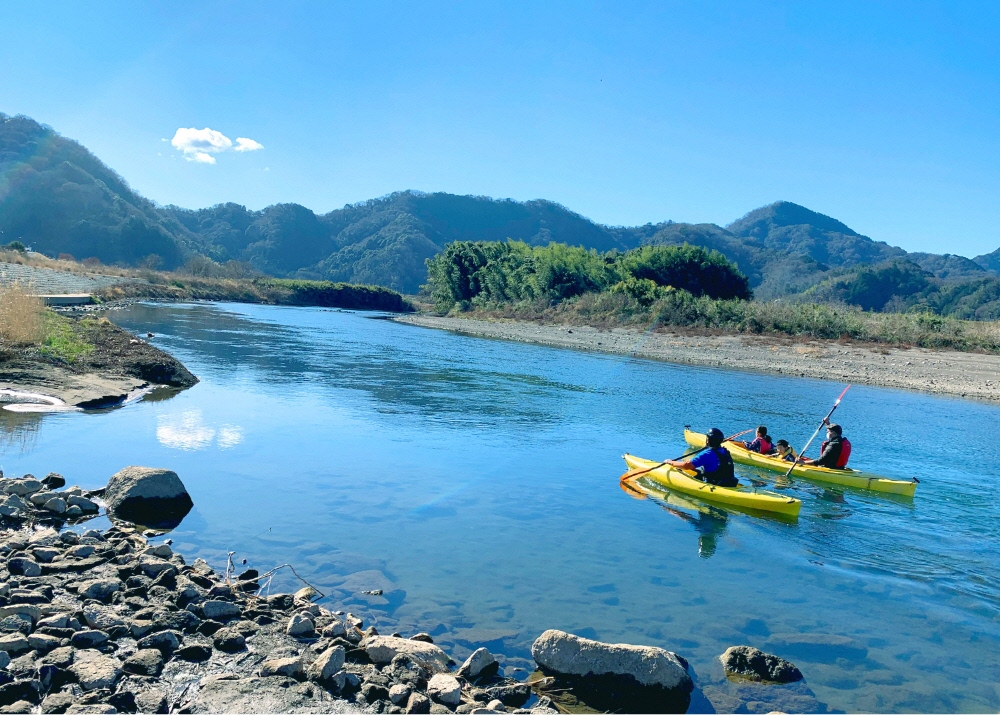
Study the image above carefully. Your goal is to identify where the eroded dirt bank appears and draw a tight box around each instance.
[0,318,197,409]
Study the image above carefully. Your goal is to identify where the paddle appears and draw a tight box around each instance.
[782,384,851,478]
[620,428,755,483]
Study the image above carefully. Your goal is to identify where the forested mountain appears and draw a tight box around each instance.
[2,112,999,312]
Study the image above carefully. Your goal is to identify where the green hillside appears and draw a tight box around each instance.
[2,112,999,317]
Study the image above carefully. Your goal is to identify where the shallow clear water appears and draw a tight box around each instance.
[2,302,999,713]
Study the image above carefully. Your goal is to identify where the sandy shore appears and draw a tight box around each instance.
[394,315,1000,403]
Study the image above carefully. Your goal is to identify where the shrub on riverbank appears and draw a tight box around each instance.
[470,290,1000,353]
[425,241,751,311]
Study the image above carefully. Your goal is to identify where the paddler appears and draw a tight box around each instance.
[801,421,852,469]
[665,427,739,487]
[742,425,775,454]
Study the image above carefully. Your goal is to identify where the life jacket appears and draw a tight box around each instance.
[702,447,738,487]
[837,437,851,468]
[759,436,773,454]
[820,436,849,469]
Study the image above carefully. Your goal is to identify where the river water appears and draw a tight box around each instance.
[1,302,998,713]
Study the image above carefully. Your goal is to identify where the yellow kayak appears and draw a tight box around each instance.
[684,429,918,497]
[622,454,802,517]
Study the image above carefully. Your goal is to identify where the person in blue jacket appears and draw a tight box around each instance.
[665,428,739,487]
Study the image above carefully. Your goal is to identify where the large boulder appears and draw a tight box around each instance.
[360,635,453,672]
[104,467,193,528]
[720,646,803,683]
[531,630,692,714]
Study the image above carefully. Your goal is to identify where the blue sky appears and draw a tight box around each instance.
[2,1,998,256]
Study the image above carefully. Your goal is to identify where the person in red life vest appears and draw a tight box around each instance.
[801,422,852,469]
[742,425,775,454]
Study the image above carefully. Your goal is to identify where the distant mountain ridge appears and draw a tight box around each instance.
[1,112,997,300]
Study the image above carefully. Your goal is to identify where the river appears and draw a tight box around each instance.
[1,302,998,713]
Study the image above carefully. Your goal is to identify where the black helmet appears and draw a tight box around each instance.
[706,427,725,446]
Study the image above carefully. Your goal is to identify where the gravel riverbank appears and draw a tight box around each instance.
[394,315,1000,403]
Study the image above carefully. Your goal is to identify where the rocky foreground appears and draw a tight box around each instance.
[0,465,814,715]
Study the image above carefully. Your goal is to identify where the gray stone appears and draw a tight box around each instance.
[29,491,55,506]
[144,544,172,559]
[182,675,350,713]
[43,497,67,514]
[138,556,178,578]
[31,547,60,563]
[78,579,122,601]
[321,620,347,638]
[202,600,241,621]
[67,495,99,513]
[458,647,499,680]
[41,691,75,714]
[69,650,123,690]
[175,643,212,662]
[427,673,462,706]
[0,634,28,654]
[306,645,345,682]
[0,651,9,669]
[40,645,74,668]
[1,700,36,714]
[71,630,109,649]
[286,613,315,637]
[124,647,164,676]
[104,466,193,527]
[6,558,41,577]
[389,684,413,706]
[27,632,61,652]
[213,626,245,652]
[137,629,181,653]
[531,629,692,713]
[487,700,506,712]
[261,656,304,678]
[4,479,42,496]
[720,645,803,683]
[66,545,96,559]
[361,635,452,671]
[66,704,117,714]
[406,692,431,714]
[82,605,124,632]
[36,614,70,629]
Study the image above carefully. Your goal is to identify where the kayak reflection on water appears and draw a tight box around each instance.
[619,478,729,558]
[661,503,728,558]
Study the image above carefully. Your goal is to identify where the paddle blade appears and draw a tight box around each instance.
[619,477,648,500]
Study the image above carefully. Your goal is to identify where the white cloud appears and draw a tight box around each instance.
[234,137,264,152]
[170,127,263,164]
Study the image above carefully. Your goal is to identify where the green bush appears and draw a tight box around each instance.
[425,240,750,311]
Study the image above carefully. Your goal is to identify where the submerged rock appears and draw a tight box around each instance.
[531,629,692,714]
[104,466,193,528]
[720,645,803,683]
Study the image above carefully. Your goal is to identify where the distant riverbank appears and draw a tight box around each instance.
[395,314,1000,403]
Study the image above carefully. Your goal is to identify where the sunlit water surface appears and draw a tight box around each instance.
[2,303,998,713]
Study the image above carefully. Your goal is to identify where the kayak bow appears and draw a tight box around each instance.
[622,454,802,517]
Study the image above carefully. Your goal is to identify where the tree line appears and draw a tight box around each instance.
[425,241,752,311]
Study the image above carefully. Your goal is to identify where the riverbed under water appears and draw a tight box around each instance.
[2,302,998,713]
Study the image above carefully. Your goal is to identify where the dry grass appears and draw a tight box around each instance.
[0,283,44,345]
